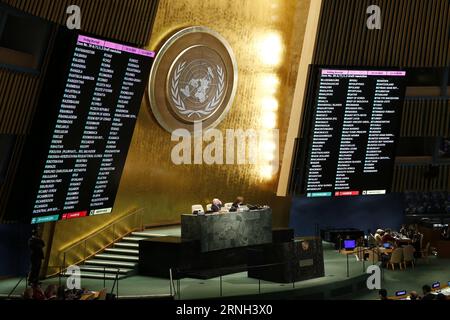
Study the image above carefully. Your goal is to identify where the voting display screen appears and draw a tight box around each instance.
[7,30,154,224]
[302,68,406,198]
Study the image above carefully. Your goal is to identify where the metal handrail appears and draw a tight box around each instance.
[169,268,177,298]
[110,268,120,298]
[342,246,383,277]
[174,258,326,299]
[7,276,26,299]
[61,208,144,253]
[56,208,144,275]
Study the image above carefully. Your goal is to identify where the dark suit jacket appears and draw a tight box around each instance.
[29,237,45,260]
[211,204,221,212]
[421,293,436,300]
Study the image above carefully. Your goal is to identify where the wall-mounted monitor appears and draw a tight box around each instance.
[295,67,407,198]
[5,28,154,224]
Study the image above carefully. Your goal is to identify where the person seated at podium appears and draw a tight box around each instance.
[229,196,244,212]
[211,198,222,212]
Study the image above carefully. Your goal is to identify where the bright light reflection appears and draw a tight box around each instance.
[257,32,283,67]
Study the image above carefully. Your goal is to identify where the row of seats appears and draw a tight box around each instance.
[405,191,449,202]
[354,242,431,270]
[404,191,450,215]
[385,246,421,270]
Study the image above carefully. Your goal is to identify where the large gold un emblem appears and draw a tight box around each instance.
[148,26,238,133]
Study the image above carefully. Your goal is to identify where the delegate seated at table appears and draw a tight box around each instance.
[399,224,408,236]
[381,229,396,244]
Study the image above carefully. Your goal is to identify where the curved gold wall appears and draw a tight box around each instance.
[47,0,311,265]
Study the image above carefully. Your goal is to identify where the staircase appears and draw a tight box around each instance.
[63,231,163,280]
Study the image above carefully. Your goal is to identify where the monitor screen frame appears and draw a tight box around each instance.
[395,290,407,296]
[294,65,407,198]
[432,282,440,289]
[343,239,356,249]
[4,27,154,224]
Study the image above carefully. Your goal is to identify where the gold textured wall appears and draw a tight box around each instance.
[47,0,312,265]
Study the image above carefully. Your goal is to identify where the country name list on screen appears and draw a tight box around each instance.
[304,69,406,198]
[31,35,154,224]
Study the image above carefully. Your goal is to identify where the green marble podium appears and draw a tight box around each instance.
[181,208,273,252]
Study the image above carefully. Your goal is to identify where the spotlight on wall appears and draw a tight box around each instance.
[257,32,283,67]
[259,164,275,180]
[258,130,279,180]
[261,96,279,111]
[261,111,277,129]
[261,75,280,95]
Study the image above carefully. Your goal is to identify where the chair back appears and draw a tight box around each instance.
[224,202,233,210]
[206,204,212,211]
[191,204,204,215]
[390,247,403,263]
[403,245,415,262]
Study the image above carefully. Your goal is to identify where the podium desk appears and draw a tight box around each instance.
[181,208,272,252]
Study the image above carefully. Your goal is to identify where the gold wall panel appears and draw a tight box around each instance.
[47,0,312,266]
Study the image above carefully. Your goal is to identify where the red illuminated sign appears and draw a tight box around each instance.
[335,191,360,196]
[61,211,87,220]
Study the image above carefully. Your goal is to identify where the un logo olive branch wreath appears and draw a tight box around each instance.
[171,61,225,118]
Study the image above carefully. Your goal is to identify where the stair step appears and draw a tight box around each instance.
[122,236,147,242]
[115,242,139,248]
[105,248,139,255]
[62,271,126,280]
[131,231,166,237]
[79,266,134,274]
[95,253,139,261]
[85,259,137,268]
